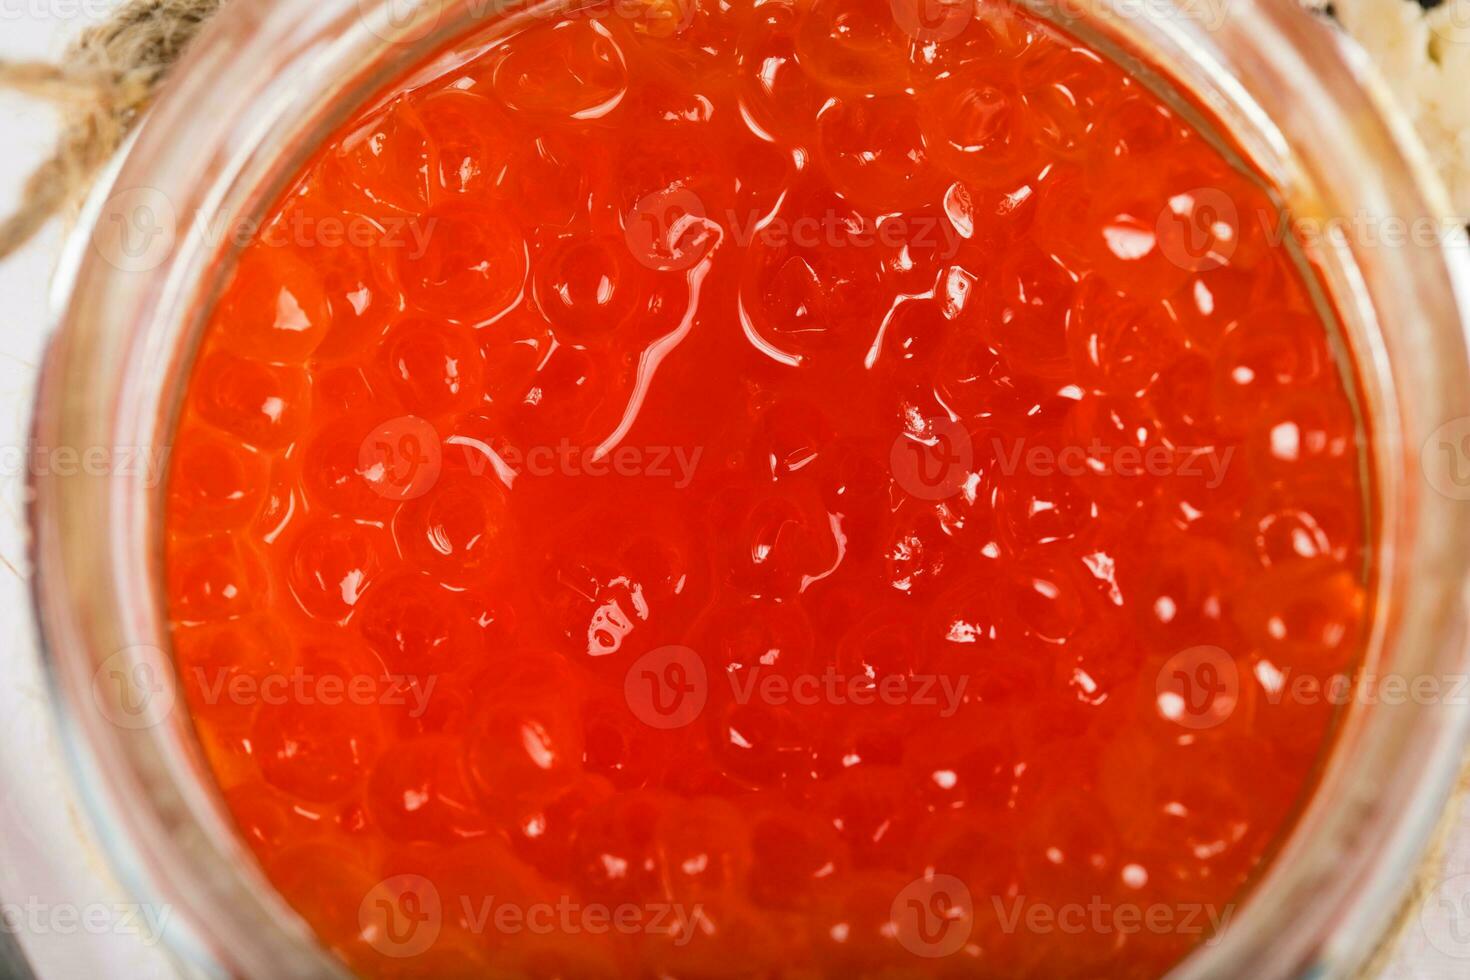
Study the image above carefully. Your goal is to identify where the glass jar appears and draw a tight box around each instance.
[25,0,1470,976]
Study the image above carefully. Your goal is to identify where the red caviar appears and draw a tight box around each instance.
[164,0,1369,976]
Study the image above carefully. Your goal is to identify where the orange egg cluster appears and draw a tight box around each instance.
[163,0,1369,976]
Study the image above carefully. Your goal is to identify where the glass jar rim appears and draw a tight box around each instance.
[26,0,1470,976]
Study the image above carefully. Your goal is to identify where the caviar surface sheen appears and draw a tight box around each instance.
[162,0,1369,976]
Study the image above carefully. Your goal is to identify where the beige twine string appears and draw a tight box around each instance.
[0,0,1463,973]
[0,0,222,261]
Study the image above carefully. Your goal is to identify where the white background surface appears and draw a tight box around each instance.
[1,3,1469,978]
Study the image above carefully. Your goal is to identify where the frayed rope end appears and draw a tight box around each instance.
[0,0,224,262]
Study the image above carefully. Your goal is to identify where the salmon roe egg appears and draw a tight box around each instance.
[164,0,1369,976]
